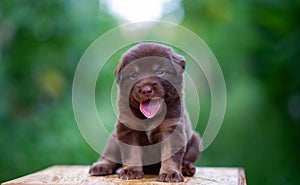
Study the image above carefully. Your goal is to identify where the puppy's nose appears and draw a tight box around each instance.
[140,85,154,96]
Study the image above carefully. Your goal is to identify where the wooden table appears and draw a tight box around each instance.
[2,165,247,185]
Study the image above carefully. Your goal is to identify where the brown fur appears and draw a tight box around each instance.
[89,43,201,182]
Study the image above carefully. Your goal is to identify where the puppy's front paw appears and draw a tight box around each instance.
[89,161,114,176]
[158,169,184,182]
[182,160,196,176]
[118,166,144,180]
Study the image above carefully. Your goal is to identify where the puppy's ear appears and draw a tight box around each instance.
[171,53,185,74]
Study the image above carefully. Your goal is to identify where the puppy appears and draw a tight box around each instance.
[89,43,201,182]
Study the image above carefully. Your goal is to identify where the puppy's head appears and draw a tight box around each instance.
[116,43,185,119]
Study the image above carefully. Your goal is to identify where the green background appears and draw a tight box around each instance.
[0,0,299,184]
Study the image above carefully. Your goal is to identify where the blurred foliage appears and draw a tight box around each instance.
[0,0,300,184]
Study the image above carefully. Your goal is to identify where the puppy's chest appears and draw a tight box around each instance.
[140,130,156,145]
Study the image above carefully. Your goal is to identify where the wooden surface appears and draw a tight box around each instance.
[2,165,247,185]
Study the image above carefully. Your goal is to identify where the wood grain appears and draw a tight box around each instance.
[2,166,247,185]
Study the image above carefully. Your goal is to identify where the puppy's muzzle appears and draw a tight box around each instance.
[139,85,154,98]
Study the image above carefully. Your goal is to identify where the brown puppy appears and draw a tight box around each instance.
[89,43,201,182]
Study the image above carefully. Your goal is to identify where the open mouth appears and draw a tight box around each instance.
[139,98,161,118]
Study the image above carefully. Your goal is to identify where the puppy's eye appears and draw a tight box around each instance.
[156,69,165,76]
[130,73,138,79]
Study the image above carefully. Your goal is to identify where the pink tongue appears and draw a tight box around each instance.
[140,100,161,118]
